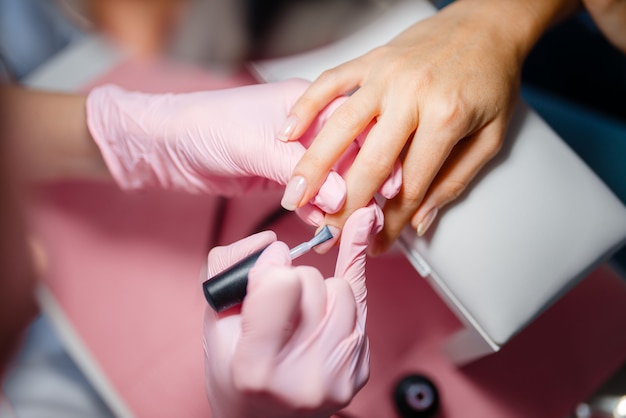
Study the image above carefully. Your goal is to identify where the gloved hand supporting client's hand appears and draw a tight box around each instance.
[86,79,346,218]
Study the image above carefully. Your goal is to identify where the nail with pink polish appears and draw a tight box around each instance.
[417,208,438,237]
[281,176,307,211]
[277,114,298,142]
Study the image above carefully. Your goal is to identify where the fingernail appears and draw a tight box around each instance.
[417,207,438,237]
[281,176,306,211]
[313,225,340,254]
[277,114,298,142]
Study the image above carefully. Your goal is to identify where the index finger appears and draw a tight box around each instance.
[322,102,418,234]
[282,59,366,142]
[234,242,302,378]
[282,87,380,211]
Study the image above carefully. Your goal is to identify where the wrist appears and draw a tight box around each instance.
[448,0,580,63]
[0,85,108,182]
[61,93,110,180]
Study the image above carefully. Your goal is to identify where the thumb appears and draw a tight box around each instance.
[206,231,277,278]
[233,242,303,386]
[334,204,383,318]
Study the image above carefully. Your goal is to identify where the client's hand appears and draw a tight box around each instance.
[202,205,382,418]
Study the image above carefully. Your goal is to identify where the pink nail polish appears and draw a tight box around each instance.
[277,115,298,142]
[281,176,306,211]
[417,208,438,237]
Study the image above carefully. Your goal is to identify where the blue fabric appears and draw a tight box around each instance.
[2,315,113,418]
[0,0,84,80]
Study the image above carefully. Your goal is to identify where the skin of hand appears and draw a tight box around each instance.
[202,204,382,418]
[86,79,351,227]
[0,92,55,377]
[0,85,106,182]
[277,0,580,255]
[582,0,626,53]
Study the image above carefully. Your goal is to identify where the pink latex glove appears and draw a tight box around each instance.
[86,79,347,217]
[202,205,383,418]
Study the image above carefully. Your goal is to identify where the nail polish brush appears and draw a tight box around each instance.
[203,226,333,312]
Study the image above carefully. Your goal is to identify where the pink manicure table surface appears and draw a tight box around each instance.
[29,57,626,418]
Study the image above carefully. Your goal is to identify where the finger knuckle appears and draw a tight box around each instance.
[400,180,427,206]
[298,151,332,175]
[333,104,364,128]
[429,96,468,131]
[357,152,396,181]
[481,135,504,159]
[296,94,323,113]
[441,179,468,202]
[317,68,340,85]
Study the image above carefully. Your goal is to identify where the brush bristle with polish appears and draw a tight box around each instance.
[309,225,333,247]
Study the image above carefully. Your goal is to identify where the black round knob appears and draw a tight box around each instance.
[393,374,439,418]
